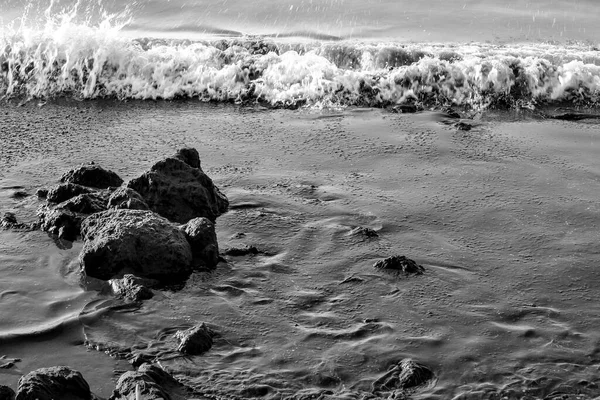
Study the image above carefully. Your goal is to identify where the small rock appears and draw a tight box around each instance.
[129,354,154,369]
[373,255,424,275]
[0,385,15,400]
[46,183,92,204]
[16,366,92,400]
[181,217,219,268]
[80,209,193,281]
[372,359,436,393]
[107,187,148,211]
[349,226,379,238]
[11,191,29,199]
[175,323,214,355]
[173,147,201,169]
[1,213,38,231]
[60,163,123,189]
[109,275,155,301]
[37,206,83,241]
[224,245,260,256]
[35,189,48,199]
[454,121,472,131]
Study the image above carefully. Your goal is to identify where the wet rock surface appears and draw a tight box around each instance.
[0,212,38,231]
[108,274,155,301]
[109,363,193,400]
[15,366,92,400]
[373,255,424,276]
[60,163,123,189]
[80,209,193,281]
[174,323,214,355]
[127,148,229,223]
[0,386,15,400]
[372,359,436,394]
[37,207,83,241]
[181,217,219,268]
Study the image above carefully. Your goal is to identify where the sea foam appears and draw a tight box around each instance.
[1,6,600,109]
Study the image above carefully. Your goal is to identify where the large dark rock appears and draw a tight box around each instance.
[46,183,92,204]
[15,366,92,400]
[175,323,214,355]
[373,255,424,276]
[127,148,228,223]
[80,209,193,281]
[0,385,15,400]
[109,363,192,400]
[108,274,155,301]
[180,217,219,268]
[60,163,123,189]
[107,187,149,211]
[372,359,436,393]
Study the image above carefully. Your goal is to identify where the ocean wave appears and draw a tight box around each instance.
[2,19,600,109]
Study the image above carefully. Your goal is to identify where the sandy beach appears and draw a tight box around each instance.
[1,100,600,398]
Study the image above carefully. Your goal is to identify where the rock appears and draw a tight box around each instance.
[37,207,83,241]
[349,226,378,238]
[372,359,436,393]
[11,191,29,199]
[373,255,424,275]
[59,193,108,215]
[1,212,38,231]
[36,189,48,199]
[173,147,201,169]
[127,148,228,223]
[0,385,15,400]
[80,209,193,281]
[109,274,155,301]
[60,163,123,189]
[107,187,149,211]
[181,217,219,268]
[46,183,92,203]
[175,323,214,355]
[129,354,154,369]
[110,363,192,400]
[223,245,260,256]
[15,366,91,400]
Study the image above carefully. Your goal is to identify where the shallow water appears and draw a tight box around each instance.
[1,101,600,398]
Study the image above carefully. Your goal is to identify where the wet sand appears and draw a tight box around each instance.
[1,101,600,398]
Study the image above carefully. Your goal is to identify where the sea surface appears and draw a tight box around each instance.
[2,1,600,399]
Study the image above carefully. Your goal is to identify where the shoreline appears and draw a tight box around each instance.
[1,101,600,398]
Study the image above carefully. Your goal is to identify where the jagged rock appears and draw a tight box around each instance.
[129,354,154,369]
[127,148,228,223]
[0,385,15,400]
[59,193,108,215]
[15,366,91,400]
[373,255,424,275]
[372,359,436,393]
[37,207,83,241]
[107,187,149,211]
[46,183,92,203]
[181,217,219,268]
[175,323,214,355]
[110,363,192,400]
[60,163,123,189]
[1,212,38,231]
[80,209,193,281]
[223,245,260,256]
[108,274,155,301]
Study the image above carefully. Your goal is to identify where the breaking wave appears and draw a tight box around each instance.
[2,8,600,110]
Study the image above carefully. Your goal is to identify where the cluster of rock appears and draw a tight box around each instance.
[37,148,228,291]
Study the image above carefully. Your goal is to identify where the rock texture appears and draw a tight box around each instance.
[80,209,193,281]
[60,163,123,189]
[109,274,155,301]
[15,366,92,400]
[373,255,424,276]
[181,217,219,268]
[107,187,149,211]
[109,363,192,400]
[0,386,15,400]
[128,148,229,223]
[37,207,83,241]
[372,359,436,393]
[175,323,214,355]
[46,183,92,204]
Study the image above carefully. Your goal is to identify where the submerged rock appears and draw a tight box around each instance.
[15,366,92,400]
[108,274,155,301]
[181,217,219,268]
[127,148,229,223]
[1,212,38,231]
[223,245,260,256]
[80,209,193,281]
[0,385,15,400]
[110,363,192,400]
[107,187,149,211]
[60,163,123,189]
[372,359,436,393]
[175,323,214,355]
[373,255,424,276]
